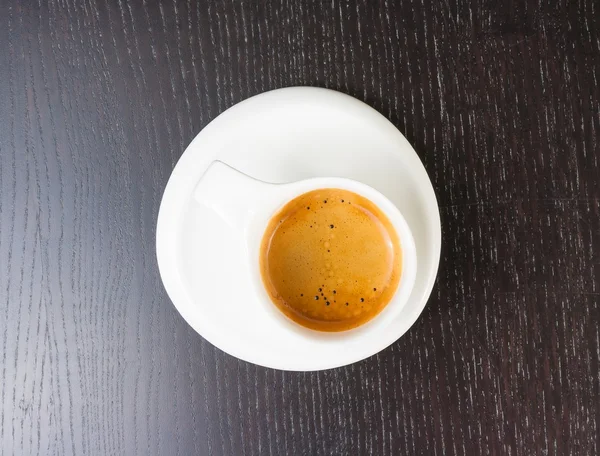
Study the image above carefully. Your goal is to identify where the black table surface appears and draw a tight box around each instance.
[1,1,599,455]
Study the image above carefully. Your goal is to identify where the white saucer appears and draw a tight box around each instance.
[156,87,441,371]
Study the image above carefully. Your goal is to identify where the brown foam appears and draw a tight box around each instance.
[259,188,402,332]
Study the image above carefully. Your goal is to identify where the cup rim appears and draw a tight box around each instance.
[245,176,418,343]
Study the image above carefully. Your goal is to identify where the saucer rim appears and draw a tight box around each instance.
[156,86,442,371]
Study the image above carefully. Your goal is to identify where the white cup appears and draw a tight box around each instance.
[193,161,417,342]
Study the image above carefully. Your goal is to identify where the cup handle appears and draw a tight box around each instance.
[193,161,272,229]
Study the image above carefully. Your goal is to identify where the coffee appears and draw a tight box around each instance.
[259,188,402,332]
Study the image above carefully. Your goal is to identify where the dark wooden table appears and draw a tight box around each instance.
[1,1,599,454]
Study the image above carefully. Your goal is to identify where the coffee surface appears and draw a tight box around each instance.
[259,188,402,332]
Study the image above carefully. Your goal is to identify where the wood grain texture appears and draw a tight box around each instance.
[1,0,599,454]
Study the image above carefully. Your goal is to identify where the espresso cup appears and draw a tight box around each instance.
[194,161,417,342]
